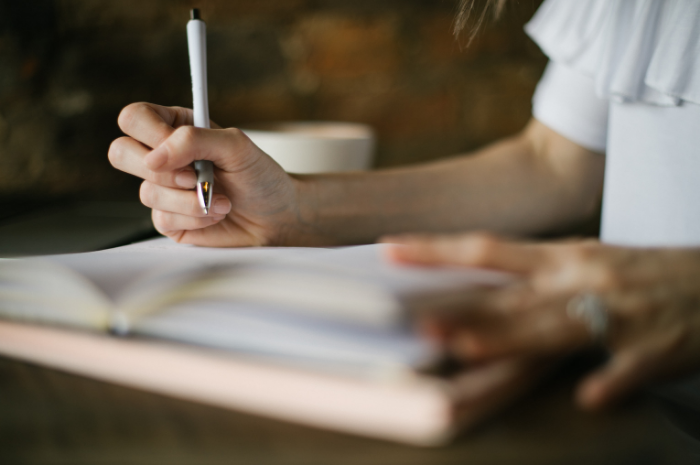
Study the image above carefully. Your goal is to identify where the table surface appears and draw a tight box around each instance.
[0,200,155,257]
[0,200,694,465]
[0,354,693,465]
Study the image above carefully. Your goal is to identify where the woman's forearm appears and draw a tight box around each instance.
[292,120,606,245]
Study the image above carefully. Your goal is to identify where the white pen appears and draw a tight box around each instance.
[187,8,214,214]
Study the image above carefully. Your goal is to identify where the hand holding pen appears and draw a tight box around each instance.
[108,9,309,247]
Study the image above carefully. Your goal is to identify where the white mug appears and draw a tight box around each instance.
[241,122,375,173]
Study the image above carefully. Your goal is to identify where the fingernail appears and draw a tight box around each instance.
[212,198,231,215]
[145,148,167,170]
[175,170,197,188]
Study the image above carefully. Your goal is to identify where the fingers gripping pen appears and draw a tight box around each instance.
[187,9,214,214]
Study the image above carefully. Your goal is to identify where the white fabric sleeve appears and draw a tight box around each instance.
[532,61,609,153]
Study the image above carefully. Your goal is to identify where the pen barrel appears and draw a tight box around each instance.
[187,19,210,129]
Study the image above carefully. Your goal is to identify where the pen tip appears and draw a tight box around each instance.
[203,206,209,215]
[190,8,200,20]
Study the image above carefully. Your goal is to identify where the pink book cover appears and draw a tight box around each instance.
[0,320,539,446]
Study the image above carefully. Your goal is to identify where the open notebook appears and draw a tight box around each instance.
[0,238,522,445]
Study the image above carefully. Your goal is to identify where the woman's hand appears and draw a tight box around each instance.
[384,233,700,410]
[109,102,311,247]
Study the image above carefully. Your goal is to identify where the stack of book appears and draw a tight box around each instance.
[0,238,523,445]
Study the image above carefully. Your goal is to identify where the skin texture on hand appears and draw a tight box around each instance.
[384,233,700,410]
[109,103,311,247]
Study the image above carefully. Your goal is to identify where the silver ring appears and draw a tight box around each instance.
[566,293,609,343]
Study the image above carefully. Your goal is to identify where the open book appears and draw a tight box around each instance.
[0,238,518,445]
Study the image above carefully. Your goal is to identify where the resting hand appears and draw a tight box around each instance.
[385,233,700,409]
[109,102,306,246]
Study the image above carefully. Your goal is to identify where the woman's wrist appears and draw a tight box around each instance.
[281,173,382,247]
[270,174,337,247]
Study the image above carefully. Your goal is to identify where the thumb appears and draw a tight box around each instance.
[144,126,260,173]
[383,233,544,274]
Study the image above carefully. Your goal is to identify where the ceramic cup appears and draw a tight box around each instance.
[242,122,375,173]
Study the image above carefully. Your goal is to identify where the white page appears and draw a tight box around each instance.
[40,238,510,328]
[0,259,112,330]
[46,238,331,301]
[273,244,510,296]
[134,300,438,376]
[4,237,511,373]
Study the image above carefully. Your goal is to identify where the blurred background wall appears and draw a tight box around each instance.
[0,0,545,200]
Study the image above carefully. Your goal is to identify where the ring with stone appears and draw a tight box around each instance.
[566,293,609,343]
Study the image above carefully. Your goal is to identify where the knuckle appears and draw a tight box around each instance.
[152,210,172,232]
[151,209,164,229]
[469,232,497,245]
[170,106,191,126]
[593,266,621,291]
[139,181,156,207]
[118,102,146,130]
[173,125,198,147]
[169,231,187,244]
[225,127,244,138]
[107,137,130,166]
[557,247,596,284]
[565,245,594,264]
[464,233,498,265]
[619,299,654,323]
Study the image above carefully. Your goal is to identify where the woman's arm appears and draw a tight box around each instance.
[295,119,605,244]
[109,103,605,246]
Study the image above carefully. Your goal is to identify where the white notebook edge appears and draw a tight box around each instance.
[0,320,457,446]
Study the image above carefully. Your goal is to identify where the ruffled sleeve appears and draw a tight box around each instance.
[525,0,700,107]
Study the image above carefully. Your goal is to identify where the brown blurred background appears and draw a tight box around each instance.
[0,0,545,201]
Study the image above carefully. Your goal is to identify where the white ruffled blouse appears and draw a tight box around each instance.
[524,0,700,248]
[526,0,700,107]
